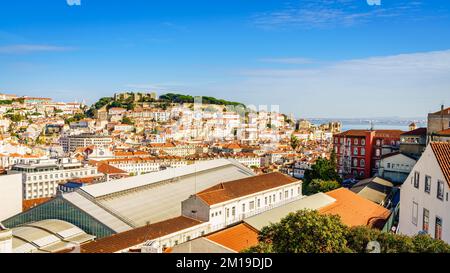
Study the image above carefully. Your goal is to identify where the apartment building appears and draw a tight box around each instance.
[333,129,403,179]
[181,172,302,232]
[427,106,450,142]
[398,142,450,243]
[101,157,188,175]
[8,158,100,200]
[60,134,113,153]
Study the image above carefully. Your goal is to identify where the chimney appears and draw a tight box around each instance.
[442,104,445,131]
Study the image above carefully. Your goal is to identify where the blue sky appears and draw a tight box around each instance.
[1,0,450,118]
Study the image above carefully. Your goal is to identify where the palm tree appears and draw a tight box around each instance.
[290,134,300,152]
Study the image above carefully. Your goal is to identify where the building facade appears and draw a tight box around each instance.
[333,130,403,179]
[60,134,113,153]
[181,172,302,232]
[398,142,450,243]
[8,158,100,200]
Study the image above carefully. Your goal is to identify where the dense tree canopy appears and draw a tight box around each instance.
[305,179,341,195]
[244,210,450,253]
[245,210,350,253]
[159,93,245,107]
[304,157,342,183]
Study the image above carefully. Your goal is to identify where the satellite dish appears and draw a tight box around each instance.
[366,241,381,253]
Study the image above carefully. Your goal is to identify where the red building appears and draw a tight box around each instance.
[333,130,404,179]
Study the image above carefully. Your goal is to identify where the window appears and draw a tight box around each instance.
[361,139,366,146]
[226,208,230,218]
[437,180,444,200]
[414,172,420,189]
[375,149,381,157]
[257,199,260,208]
[435,217,443,240]
[387,163,391,169]
[412,202,418,226]
[423,209,429,233]
[249,201,255,210]
[242,203,246,213]
[376,139,381,146]
[353,148,358,155]
[285,190,288,199]
[361,148,365,156]
[265,197,268,205]
[353,158,358,167]
[354,139,358,145]
[360,159,365,168]
[232,207,236,217]
[425,176,431,194]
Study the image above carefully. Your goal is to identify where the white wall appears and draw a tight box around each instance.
[208,182,302,231]
[0,174,22,221]
[0,229,13,253]
[398,145,450,243]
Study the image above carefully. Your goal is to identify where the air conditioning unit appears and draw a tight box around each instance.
[141,240,162,253]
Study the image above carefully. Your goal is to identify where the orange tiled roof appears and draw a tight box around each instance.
[206,223,259,252]
[430,142,450,186]
[97,163,127,174]
[431,107,450,115]
[436,128,450,136]
[23,197,52,212]
[81,216,203,253]
[334,130,369,137]
[374,130,404,138]
[196,172,299,206]
[320,188,391,229]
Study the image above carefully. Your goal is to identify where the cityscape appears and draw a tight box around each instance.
[1,0,450,261]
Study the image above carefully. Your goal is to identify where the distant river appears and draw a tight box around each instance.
[341,123,426,132]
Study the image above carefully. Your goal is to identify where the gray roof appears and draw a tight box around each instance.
[244,193,336,231]
[170,237,235,253]
[63,159,255,230]
[11,219,95,253]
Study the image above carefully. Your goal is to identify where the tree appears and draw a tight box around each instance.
[304,157,341,184]
[247,210,350,253]
[121,116,134,125]
[290,134,300,152]
[305,179,341,195]
[245,211,450,253]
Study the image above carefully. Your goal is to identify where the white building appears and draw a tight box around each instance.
[104,157,188,175]
[182,172,302,232]
[0,225,12,253]
[0,174,22,221]
[8,158,100,200]
[60,134,113,153]
[398,142,450,243]
[379,152,417,184]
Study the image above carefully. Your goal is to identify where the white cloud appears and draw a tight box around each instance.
[0,44,75,54]
[227,49,450,118]
[252,0,425,29]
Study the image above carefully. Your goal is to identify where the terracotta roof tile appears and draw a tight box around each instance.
[430,142,450,186]
[196,172,299,206]
[97,163,127,174]
[23,197,52,212]
[206,223,259,252]
[320,188,391,229]
[81,216,203,253]
[431,107,450,115]
[436,129,450,136]
[401,127,427,136]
